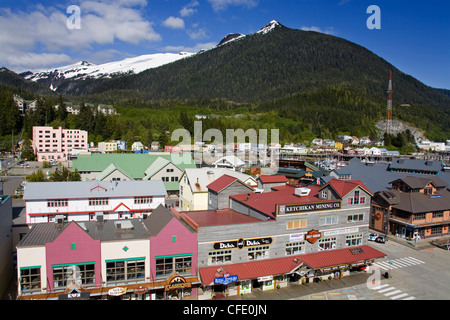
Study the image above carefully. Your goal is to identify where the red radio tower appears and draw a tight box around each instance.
[386,70,393,135]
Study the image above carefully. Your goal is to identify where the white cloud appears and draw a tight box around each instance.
[6,53,73,72]
[187,27,209,40]
[207,0,258,12]
[180,0,199,17]
[0,1,161,71]
[162,16,185,29]
[301,26,336,35]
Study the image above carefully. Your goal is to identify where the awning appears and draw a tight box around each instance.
[198,245,386,286]
[199,255,304,286]
[300,245,386,270]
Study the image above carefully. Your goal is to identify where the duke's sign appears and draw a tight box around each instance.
[213,237,272,250]
[277,201,341,214]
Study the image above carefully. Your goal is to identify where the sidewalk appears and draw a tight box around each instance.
[385,234,446,251]
[220,272,371,300]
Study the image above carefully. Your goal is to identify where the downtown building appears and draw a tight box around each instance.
[178,178,386,299]
[32,126,88,162]
[16,177,387,300]
[23,180,167,224]
[16,205,199,300]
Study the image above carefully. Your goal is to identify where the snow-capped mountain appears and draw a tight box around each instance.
[20,20,283,91]
[22,52,195,90]
[257,20,281,34]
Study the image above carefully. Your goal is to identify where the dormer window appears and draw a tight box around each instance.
[321,190,327,199]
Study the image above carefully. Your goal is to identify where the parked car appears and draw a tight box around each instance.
[368,233,379,241]
[375,235,388,243]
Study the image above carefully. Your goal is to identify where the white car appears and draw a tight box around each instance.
[368,233,379,241]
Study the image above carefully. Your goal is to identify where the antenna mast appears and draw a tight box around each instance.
[386,70,393,135]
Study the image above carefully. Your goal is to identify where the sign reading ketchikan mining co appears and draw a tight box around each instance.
[277,201,341,214]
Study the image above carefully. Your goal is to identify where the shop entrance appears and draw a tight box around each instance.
[251,279,261,290]
[213,284,225,293]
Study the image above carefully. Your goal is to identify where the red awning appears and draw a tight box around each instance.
[199,245,386,285]
[300,245,386,269]
[199,255,304,286]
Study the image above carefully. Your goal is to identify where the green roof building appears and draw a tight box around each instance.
[73,153,197,195]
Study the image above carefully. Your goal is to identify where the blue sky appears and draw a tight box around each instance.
[1,0,449,89]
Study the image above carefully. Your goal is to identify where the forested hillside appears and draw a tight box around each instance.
[53,22,450,113]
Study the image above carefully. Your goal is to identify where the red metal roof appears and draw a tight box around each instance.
[230,184,323,218]
[258,175,288,183]
[199,255,304,285]
[206,174,253,193]
[322,179,373,197]
[300,245,386,269]
[181,208,265,228]
[198,245,386,285]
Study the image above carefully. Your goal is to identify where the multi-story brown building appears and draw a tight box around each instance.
[370,176,450,239]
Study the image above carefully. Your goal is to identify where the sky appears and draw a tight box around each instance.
[0,0,449,89]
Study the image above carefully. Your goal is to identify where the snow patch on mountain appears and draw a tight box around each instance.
[23,52,195,88]
[257,20,281,34]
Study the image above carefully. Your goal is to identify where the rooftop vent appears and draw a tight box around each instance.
[294,187,311,197]
[114,220,133,230]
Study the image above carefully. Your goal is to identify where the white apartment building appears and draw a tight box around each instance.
[23,180,167,224]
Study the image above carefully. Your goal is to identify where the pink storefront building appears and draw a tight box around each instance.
[16,205,199,300]
[32,126,88,162]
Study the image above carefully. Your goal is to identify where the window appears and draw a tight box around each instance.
[432,211,443,218]
[106,259,145,284]
[319,216,338,226]
[47,199,68,207]
[318,237,337,251]
[166,168,174,172]
[347,190,364,205]
[53,264,95,290]
[424,187,432,195]
[285,241,305,255]
[413,213,426,220]
[248,246,269,261]
[345,233,363,247]
[134,196,153,204]
[286,219,307,230]
[208,250,232,265]
[353,191,360,204]
[155,255,192,278]
[89,198,109,206]
[20,267,41,292]
[431,225,442,235]
[347,214,364,223]
[321,190,327,199]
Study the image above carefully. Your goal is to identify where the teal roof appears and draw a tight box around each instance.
[73,153,196,179]
[95,163,133,181]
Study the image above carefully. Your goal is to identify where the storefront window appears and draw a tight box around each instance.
[248,246,269,261]
[285,241,305,255]
[155,256,192,279]
[106,259,145,284]
[345,233,363,247]
[208,250,232,265]
[20,267,41,292]
[318,237,337,251]
[53,263,95,290]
